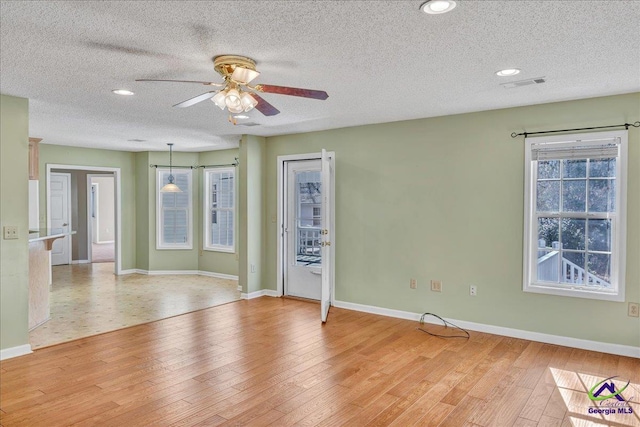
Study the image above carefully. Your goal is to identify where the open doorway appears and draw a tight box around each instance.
[87,174,115,263]
[46,164,121,273]
[277,151,335,322]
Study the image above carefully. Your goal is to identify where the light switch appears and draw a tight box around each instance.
[3,226,18,240]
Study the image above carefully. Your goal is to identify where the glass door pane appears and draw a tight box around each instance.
[295,170,322,267]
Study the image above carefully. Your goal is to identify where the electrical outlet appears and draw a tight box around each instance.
[410,278,417,289]
[470,285,477,296]
[431,280,442,292]
[3,226,18,240]
[250,264,256,273]
[629,303,639,318]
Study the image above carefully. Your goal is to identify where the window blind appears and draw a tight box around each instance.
[530,138,619,161]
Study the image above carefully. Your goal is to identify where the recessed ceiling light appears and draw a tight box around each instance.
[420,0,457,14]
[496,68,521,77]
[233,115,249,119]
[112,89,135,96]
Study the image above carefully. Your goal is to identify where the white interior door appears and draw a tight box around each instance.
[50,173,71,265]
[285,159,322,300]
[320,149,334,323]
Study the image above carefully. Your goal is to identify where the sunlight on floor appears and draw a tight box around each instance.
[29,263,240,349]
[551,367,640,426]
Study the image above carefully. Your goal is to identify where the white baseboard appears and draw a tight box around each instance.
[0,344,33,360]
[198,271,239,281]
[241,289,280,300]
[140,269,200,276]
[71,259,90,265]
[120,269,238,281]
[118,269,142,275]
[94,240,114,244]
[333,300,640,358]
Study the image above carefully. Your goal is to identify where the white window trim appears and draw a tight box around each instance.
[203,167,236,253]
[523,130,627,302]
[156,168,193,250]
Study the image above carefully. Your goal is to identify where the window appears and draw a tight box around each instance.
[204,168,235,252]
[312,206,321,227]
[523,131,627,301]
[156,169,192,249]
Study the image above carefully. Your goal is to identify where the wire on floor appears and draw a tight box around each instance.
[417,312,470,339]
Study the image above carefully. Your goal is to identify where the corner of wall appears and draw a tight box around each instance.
[0,94,30,351]
[238,135,267,294]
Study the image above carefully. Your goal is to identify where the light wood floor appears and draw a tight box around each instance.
[2,298,639,427]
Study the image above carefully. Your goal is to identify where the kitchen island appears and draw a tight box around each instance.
[28,230,75,330]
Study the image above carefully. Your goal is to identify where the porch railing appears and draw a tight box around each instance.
[298,226,321,256]
[537,250,610,287]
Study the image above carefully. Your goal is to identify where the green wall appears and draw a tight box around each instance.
[198,149,240,277]
[239,135,266,293]
[38,145,137,270]
[134,152,150,271]
[264,93,640,347]
[0,95,30,351]
[145,151,199,271]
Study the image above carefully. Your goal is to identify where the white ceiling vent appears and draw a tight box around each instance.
[501,77,546,89]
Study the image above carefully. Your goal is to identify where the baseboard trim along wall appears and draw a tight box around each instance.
[71,260,90,265]
[241,289,280,300]
[332,300,640,358]
[0,344,33,361]
[119,269,239,281]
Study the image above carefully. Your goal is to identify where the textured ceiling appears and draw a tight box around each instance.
[1,1,639,152]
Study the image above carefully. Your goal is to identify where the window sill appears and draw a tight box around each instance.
[156,245,193,250]
[524,282,624,302]
[203,247,235,254]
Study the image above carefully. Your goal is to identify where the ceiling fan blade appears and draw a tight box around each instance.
[172,91,217,108]
[259,84,328,100]
[136,79,223,86]
[252,93,280,116]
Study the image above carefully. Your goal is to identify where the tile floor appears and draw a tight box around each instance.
[29,263,241,349]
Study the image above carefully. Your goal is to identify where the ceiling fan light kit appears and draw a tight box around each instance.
[136,54,328,123]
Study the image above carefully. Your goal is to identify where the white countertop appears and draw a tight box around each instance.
[28,229,76,243]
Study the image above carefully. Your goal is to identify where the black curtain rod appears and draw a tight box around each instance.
[511,121,640,138]
[194,158,240,169]
[149,164,193,169]
[193,163,238,169]
[150,158,240,169]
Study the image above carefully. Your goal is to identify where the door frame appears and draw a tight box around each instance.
[48,172,72,265]
[87,179,98,261]
[46,164,123,274]
[276,152,335,301]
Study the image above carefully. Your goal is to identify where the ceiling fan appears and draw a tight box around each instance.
[137,55,328,124]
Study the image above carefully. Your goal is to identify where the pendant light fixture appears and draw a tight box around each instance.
[160,143,182,193]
